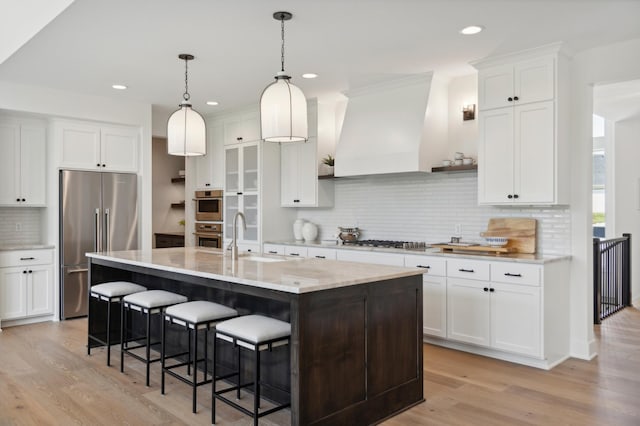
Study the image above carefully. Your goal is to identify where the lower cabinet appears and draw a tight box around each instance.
[447,278,491,346]
[0,249,54,322]
[405,254,447,338]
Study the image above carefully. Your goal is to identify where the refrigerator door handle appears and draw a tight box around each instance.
[67,268,89,274]
[104,208,111,252]
[94,208,101,252]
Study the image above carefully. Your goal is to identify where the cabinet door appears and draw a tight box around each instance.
[19,125,46,206]
[100,126,139,172]
[280,143,299,206]
[490,282,541,357]
[0,268,28,320]
[423,275,447,338]
[242,194,259,242]
[514,101,555,204]
[27,265,53,316]
[224,113,260,145]
[297,139,318,205]
[195,124,224,189]
[0,122,20,205]
[446,278,490,346]
[59,123,101,169]
[242,143,259,193]
[478,64,514,110]
[225,147,240,193]
[478,108,514,204]
[514,57,554,106]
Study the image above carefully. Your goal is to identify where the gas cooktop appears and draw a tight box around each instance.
[342,240,426,250]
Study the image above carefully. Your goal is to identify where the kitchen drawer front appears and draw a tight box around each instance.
[263,244,285,255]
[491,262,541,286]
[336,250,405,266]
[0,249,53,268]
[447,259,490,281]
[404,255,446,277]
[284,246,308,258]
[307,247,337,260]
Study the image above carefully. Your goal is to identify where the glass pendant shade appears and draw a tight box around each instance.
[167,102,206,156]
[260,76,308,142]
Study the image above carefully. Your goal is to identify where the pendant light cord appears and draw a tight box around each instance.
[280,15,286,72]
[183,57,190,101]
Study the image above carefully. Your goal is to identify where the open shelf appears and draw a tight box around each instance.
[170,202,185,208]
[171,177,185,183]
[431,164,478,173]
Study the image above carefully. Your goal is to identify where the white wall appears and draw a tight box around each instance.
[151,137,184,237]
[447,74,478,162]
[570,37,640,360]
[612,117,640,302]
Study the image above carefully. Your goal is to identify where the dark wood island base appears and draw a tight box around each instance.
[88,251,423,425]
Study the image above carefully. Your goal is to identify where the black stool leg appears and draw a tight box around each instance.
[106,298,112,366]
[145,309,151,387]
[120,302,126,373]
[254,348,260,426]
[187,328,192,376]
[237,344,242,400]
[192,326,198,413]
[204,327,209,382]
[161,314,167,395]
[211,333,217,425]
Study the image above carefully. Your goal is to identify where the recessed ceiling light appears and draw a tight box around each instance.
[112,84,127,90]
[302,73,318,79]
[206,101,219,106]
[459,25,484,35]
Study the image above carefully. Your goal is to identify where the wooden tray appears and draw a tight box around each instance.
[480,218,537,254]
[431,244,516,256]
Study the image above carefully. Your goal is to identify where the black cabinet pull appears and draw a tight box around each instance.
[507,194,513,199]
[28,270,32,274]
[236,137,243,141]
[483,287,489,292]
[268,251,278,254]
[16,198,20,202]
[237,192,243,195]
[504,273,522,277]
[315,255,326,259]
[459,268,475,273]
[417,265,431,269]
[489,288,495,292]
[293,199,300,203]
[247,249,252,252]
[21,198,25,202]
[289,253,299,256]
[514,96,519,101]
[97,163,101,167]
[23,270,27,274]
[205,183,210,187]
[20,257,35,261]
[507,97,513,102]
[513,194,519,199]
[102,164,106,167]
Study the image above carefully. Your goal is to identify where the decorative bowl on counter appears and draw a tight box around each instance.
[338,227,360,242]
[484,237,509,247]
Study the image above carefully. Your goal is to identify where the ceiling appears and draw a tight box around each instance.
[2,0,640,118]
[594,79,640,123]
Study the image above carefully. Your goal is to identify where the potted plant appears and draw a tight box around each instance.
[321,154,334,176]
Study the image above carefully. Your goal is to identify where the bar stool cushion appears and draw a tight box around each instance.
[92,281,147,298]
[124,290,187,308]
[165,301,237,323]
[216,315,291,344]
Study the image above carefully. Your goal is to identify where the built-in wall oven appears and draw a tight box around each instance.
[194,190,223,221]
[195,222,223,248]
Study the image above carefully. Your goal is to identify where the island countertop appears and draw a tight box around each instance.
[86,247,424,294]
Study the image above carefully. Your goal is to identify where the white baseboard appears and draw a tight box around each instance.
[0,315,54,328]
[570,337,598,360]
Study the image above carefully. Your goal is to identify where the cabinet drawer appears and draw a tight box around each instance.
[307,247,337,260]
[404,255,446,276]
[284,246,308,258]
[336,250,405,266]
[447,259,490,281]
[0,249,53,268]
[491,262,541,286]
[263,244,285,255]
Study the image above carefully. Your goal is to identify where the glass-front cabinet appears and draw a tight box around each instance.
[224,142,259,246]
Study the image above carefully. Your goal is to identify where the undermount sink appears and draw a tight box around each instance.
[244,256,286,263]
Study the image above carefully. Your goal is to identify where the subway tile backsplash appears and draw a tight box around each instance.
[0,208,42,246]
[297,173,570,255]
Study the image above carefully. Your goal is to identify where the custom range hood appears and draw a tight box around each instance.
[334,71,448,177]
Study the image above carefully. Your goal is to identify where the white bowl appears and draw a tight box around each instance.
[462,158,473,165]
[484,237,508,247]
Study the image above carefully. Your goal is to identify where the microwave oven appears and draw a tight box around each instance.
[194,190,223,222]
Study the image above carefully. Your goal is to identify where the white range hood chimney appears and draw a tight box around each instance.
[334,71,448,177]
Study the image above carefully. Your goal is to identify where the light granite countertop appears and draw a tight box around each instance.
[87,247,424,294]
[265,240,571,264]
[0,244,55,251]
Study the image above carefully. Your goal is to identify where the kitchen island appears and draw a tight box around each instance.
[87,247,424,425]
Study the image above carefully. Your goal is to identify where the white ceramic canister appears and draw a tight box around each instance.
[302,222,318,242]
[293,219,306,241]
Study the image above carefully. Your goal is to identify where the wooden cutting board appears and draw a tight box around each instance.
[480,218,537,254]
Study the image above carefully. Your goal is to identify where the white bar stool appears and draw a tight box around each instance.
[161,300,238,413]
[88,281,147,366]
[212,314,291,426]
[120,289,187,386]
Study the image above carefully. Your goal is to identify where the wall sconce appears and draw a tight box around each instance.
[462,104,476,121]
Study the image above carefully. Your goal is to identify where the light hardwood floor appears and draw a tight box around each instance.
[1,306,639,425]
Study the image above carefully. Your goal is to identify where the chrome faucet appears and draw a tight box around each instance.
[229,211,246,260]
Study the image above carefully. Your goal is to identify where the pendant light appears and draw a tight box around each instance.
[260,11,308,143]
[167,54,206,156]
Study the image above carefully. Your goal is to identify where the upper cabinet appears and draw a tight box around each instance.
[0,118,46,206]
[223,111,260,145]
[280,99,335,208]
[56,120,139,173]
[473,43,569,205]
[194,122,224,189]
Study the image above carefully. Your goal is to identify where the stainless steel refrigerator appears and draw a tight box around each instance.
[59,170,138,319]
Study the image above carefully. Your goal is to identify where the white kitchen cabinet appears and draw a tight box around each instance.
[223,111,260,145]
[474,44,569,206]
[447,278,491,346]
[224,142,259,244]
[284,246,308,258]
[194,123,224,189]
[57,120,139,172]
[307,247,337,260]
[405,254,447,338]
[0,249,54,322]
[0,120,46,206]
[336,250,404,266]
[263,244,285,255]
[478,57,554,110]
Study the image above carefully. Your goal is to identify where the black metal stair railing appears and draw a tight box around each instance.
[593,233,631,324]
